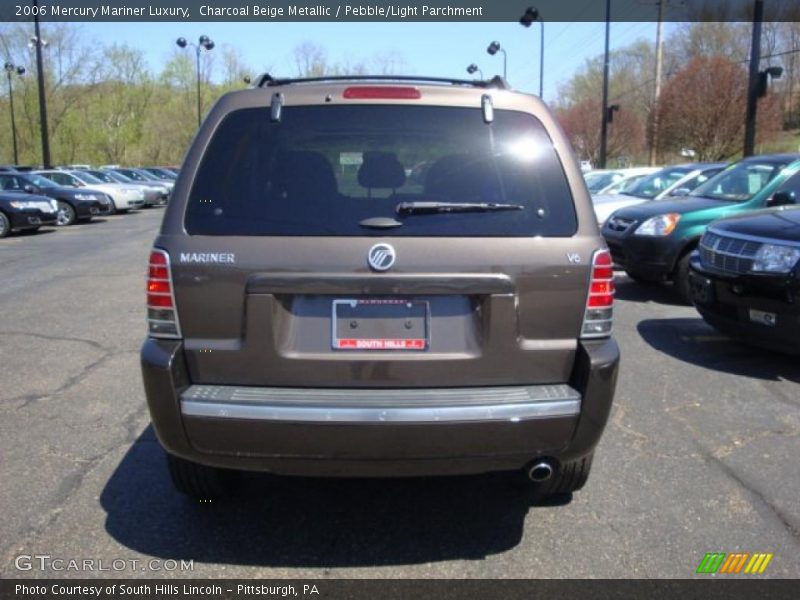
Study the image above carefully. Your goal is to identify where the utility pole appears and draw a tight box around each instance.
[599,0,612,169]
[649,0,665,166]
[743,0,764,157]
[33,0,51,168]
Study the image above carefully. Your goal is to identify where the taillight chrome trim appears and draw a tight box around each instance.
[146,248,182,339]
[581,248,615,339]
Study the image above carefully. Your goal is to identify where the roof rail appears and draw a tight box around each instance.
[252,73,510,91]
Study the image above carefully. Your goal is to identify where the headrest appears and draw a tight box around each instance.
[358,152,406,189]
[274,151,337,200]
[425,154,498,201]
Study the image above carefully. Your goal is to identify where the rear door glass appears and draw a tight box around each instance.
[185,105,576,237]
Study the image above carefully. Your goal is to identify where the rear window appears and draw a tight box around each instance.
[185,105,576,236]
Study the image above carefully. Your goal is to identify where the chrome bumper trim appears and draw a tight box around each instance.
[180,384,581,423]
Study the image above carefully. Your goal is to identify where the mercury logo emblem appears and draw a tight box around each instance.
[368,243,396,271]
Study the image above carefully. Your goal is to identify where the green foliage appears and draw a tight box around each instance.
[0,24,406,166]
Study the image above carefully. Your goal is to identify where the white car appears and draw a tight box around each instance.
[594,167,661,196]
[592,164,726,225]
[36,170,146,213]
[584,169,628,194]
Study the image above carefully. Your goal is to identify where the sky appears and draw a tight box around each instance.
[73,20,670,103]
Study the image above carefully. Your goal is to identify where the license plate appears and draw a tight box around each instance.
[749,309,776,327]
[332,299,429,351]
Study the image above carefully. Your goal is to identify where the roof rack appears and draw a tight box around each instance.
[253,73,510,91]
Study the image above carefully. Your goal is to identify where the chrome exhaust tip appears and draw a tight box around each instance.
[527,461,554,483]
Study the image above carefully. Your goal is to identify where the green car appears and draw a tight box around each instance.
[602,153,800,301]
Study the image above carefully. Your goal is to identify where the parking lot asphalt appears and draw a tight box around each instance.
[1,209,798,579]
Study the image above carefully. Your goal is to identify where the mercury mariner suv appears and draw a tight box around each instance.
[140,75,620,500]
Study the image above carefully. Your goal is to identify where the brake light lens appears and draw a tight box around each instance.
[342,86,422,100]
[581,249,614,338]
[146,249,181,338]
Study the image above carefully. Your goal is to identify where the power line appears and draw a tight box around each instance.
[736,47,800,63]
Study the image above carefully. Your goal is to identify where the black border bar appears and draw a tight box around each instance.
[2,0,800,23]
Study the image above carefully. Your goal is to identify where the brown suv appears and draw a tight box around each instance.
[140,75,620,500]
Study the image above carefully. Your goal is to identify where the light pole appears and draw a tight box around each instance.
[31,0,51,168]
[176,35,215,128]
[741,8,782,156]
[519,7,544,98]
[3,62,25,165]
[599,0,612,169]
[487,41,507,80]
[466,64,483,79]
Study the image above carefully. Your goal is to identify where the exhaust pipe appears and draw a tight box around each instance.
[527,461,554,483]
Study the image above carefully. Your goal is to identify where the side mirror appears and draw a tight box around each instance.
[23,184,36,194]
[671,187,691,197]
[767,191,796,207]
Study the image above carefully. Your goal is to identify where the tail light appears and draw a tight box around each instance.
[343,86,421,99]
[581,249,614,338]
[146,249,181,338]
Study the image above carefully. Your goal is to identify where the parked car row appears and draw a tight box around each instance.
[592,163,728,225]
[0,164,178,237]
[596,153,800,354]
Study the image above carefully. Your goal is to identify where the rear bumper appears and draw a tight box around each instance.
[141,338,619,477]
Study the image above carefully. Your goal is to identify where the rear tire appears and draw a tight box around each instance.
[166,453,236,499]
[516,453,594,500]
[0,211,10,238]
[674,253,693,305]
[550,453,594,494]
[56,201,76,226]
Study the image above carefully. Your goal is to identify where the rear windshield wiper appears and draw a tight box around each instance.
[396,201,524,216]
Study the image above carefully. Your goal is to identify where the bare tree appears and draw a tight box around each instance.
[556,98,645,166]
[658,56,781,160]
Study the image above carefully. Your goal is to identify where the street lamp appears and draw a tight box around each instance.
[758,66,783,97]
[176,34,215,128]
[4,62,25,165]
[599,0,612,169]
[466,64,483,79]
[30,0,51,168]
[486,41,507,80]
[519,6,544,98]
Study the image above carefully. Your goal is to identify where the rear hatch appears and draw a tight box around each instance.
[157,92,598,388]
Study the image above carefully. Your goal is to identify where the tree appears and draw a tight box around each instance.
[291,42,405,77]
[657,56,781,161]
[556,98,645,166]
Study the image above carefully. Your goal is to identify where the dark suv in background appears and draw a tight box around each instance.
[602,154,800,301]
[141,76,620,501]
[689,204,800,354]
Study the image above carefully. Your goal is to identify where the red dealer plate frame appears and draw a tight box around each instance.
[332,299,430,351]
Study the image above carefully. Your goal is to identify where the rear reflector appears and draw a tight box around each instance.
[581,249,614,338]
[146,249,181,339]
[343,86,422,100]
